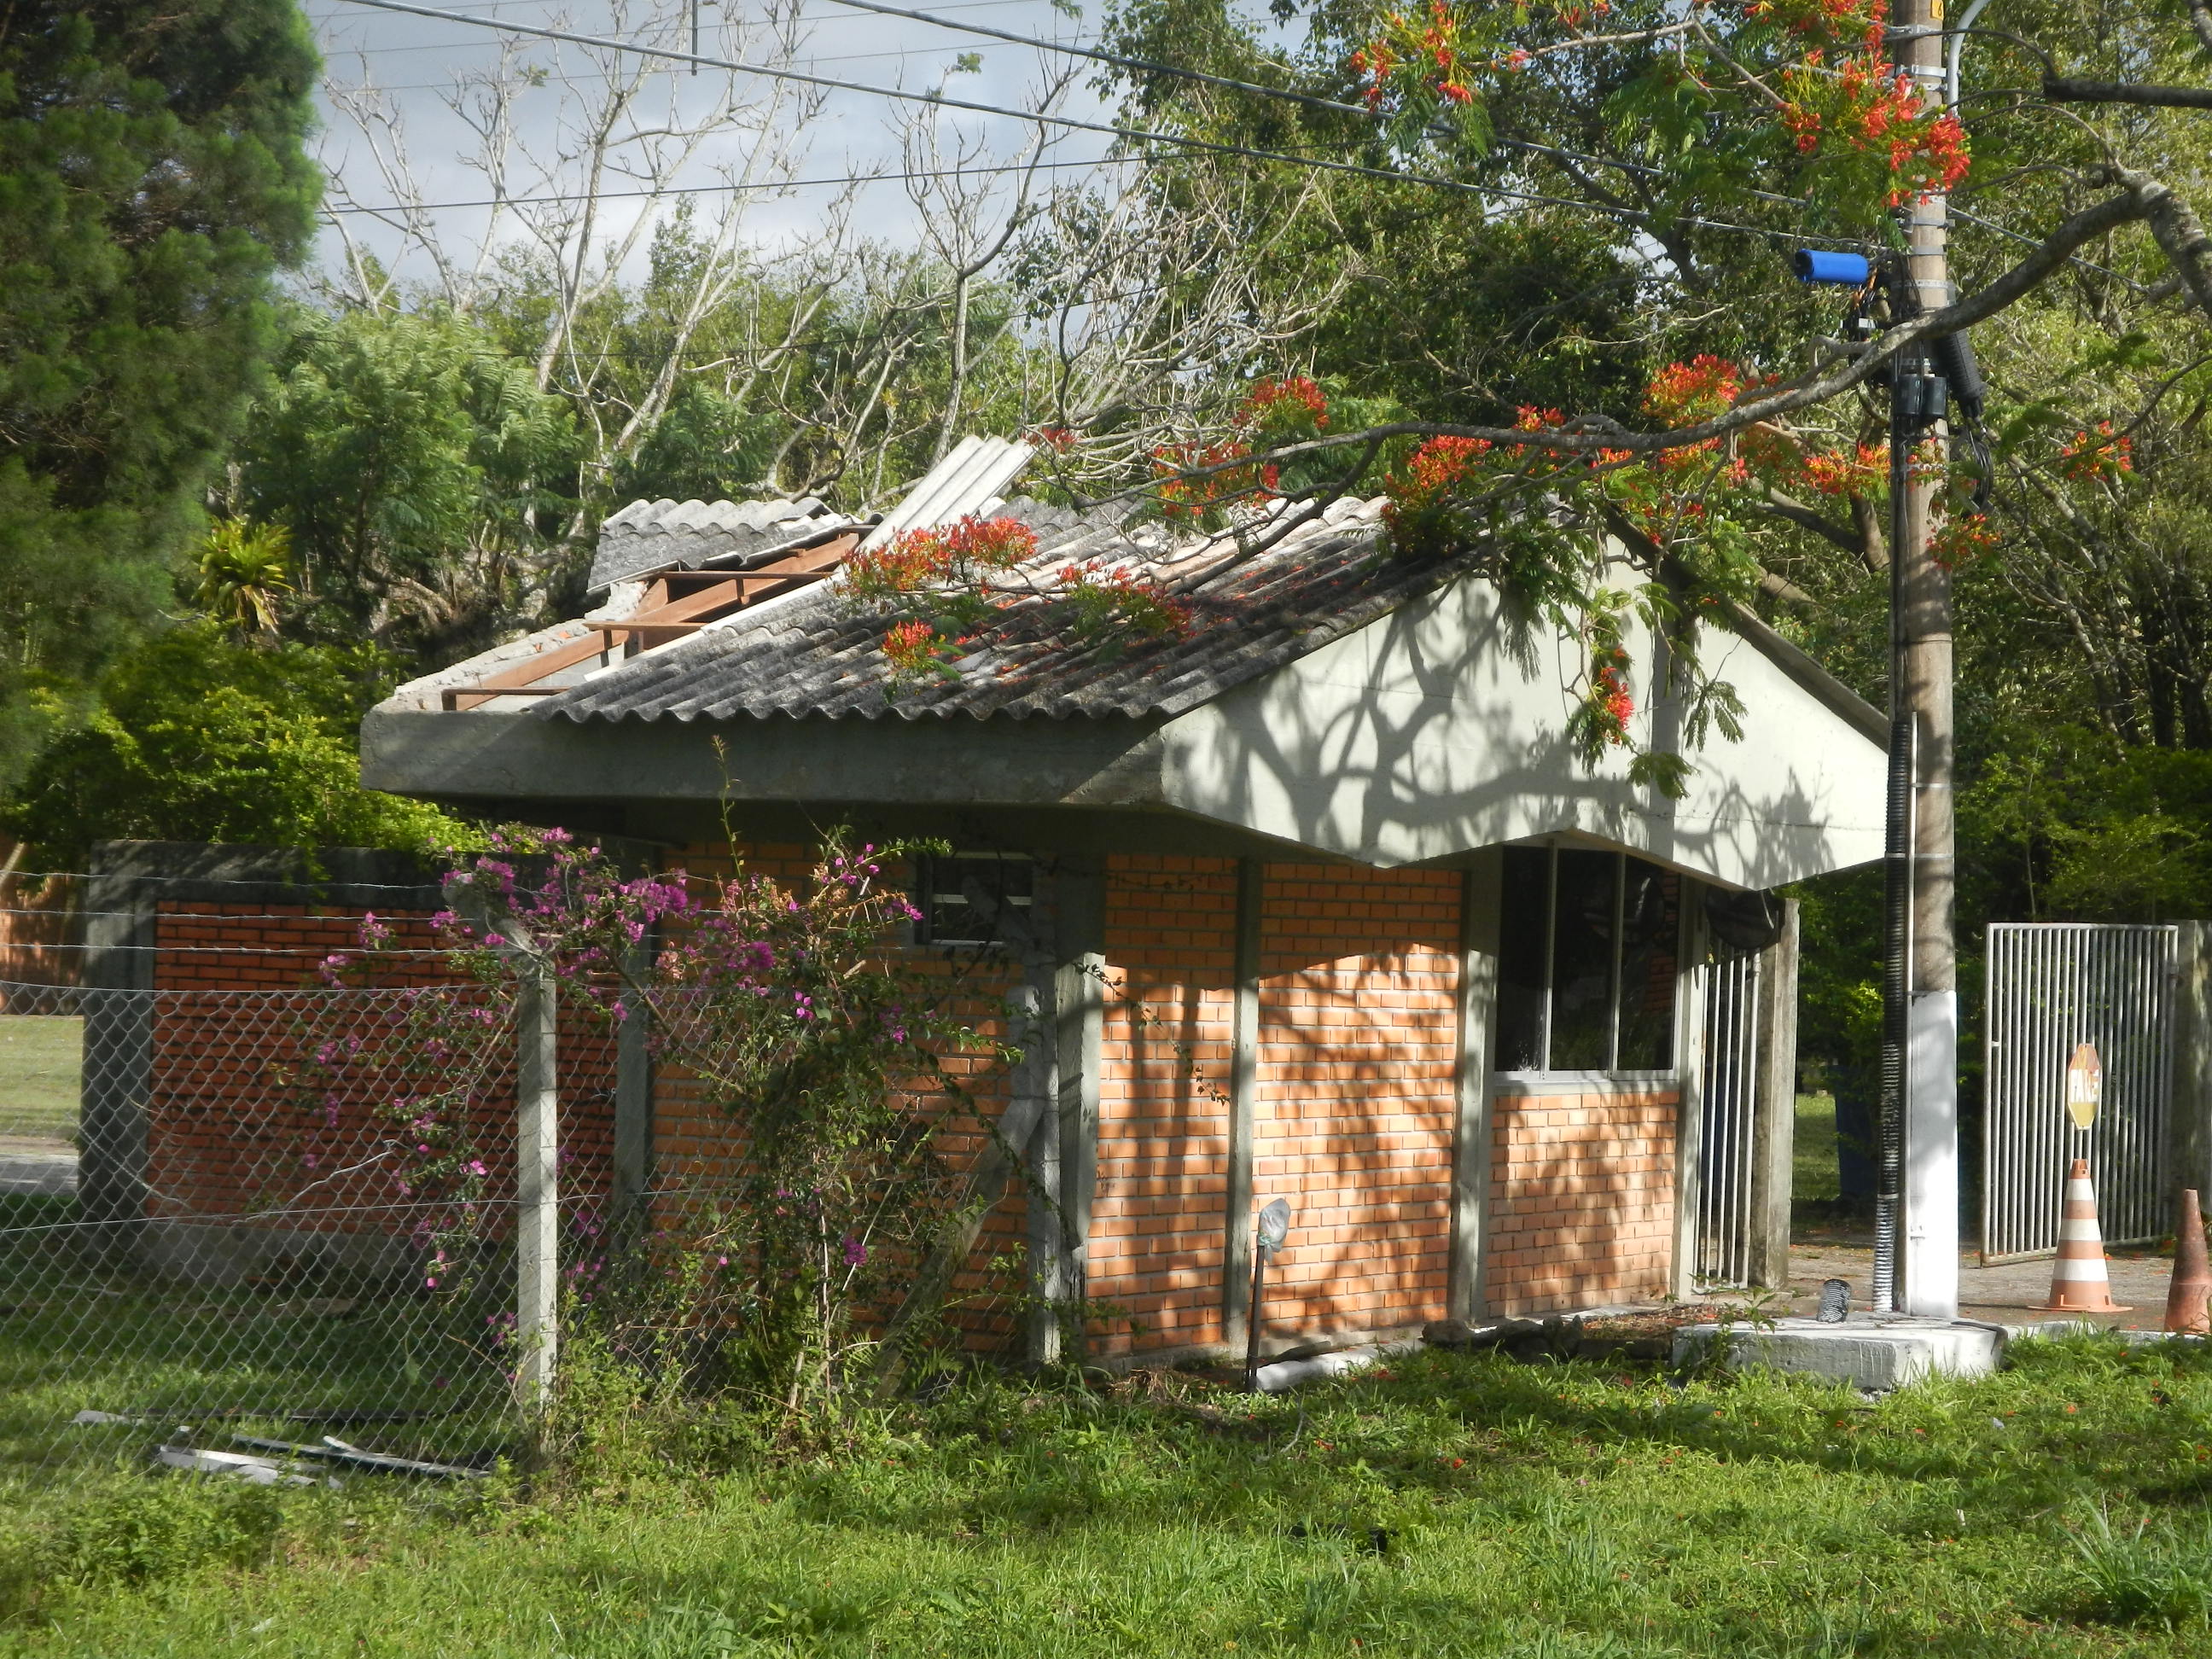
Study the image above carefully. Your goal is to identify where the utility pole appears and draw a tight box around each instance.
[1891,0,1959,1321]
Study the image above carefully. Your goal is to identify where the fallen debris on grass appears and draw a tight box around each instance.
[230,1433,486,1480]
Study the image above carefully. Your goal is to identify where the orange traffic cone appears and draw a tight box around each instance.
[2041,1159,2132,1313]
[2164,1188,2211,1334]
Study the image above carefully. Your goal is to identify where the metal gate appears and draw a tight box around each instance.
[1697,952,1761,1286]
[1982,923,2178,1260]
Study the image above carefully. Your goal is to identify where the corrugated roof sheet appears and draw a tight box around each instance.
[538,496,1481,725]
[587,496,853,591]
[586,438,1039,592]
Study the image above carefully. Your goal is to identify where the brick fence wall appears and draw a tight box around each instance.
[102,893,615,1241]
[0,872,79,995]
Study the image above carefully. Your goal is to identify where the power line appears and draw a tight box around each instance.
[326,0,1563,206]
[329,0,1868,253]
[321,154,1121,214]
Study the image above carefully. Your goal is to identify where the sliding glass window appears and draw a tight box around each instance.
[1493,846,1680,1074]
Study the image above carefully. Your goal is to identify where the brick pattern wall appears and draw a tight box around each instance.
[1483,1086,1677,1315]
[1084,856,1237,1358]
[1249,864,1460,1344]
[137,902,616,1235]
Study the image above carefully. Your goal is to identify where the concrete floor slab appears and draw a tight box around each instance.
[1672,1315,2003,1390]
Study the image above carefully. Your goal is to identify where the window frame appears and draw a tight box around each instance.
[910,850,1036,948]
[1492,843,1683,1081]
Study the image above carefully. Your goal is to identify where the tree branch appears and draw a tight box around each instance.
[1181,185,2157,476]
[1755,486,1864,556]
[2044,77,2212,109]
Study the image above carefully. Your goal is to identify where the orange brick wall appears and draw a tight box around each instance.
[1083,856,1238,1357]
[645,842,1683,1357]
[137,902,617,1237]
[1249,864,1461,1344]
[1483,1086,1678,1315]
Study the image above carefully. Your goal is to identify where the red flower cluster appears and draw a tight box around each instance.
[1153,438,1278,524]
[1800,442,1887,497]
[1592,657,1635,738]
[841,514,1039,599]
[1644,355,1745,426]
[1929,510,2000,569]
[882,619,948,678]
[2059,421,2133,483]
[1779,51,1970,203]
[1059,560,1194,641]
[1241,375,1330,431]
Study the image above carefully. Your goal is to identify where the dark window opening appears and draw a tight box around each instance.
[913,853,1033,946]
[1493,847,1679,1074]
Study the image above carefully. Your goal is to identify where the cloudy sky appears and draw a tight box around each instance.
[301,0,1143,293]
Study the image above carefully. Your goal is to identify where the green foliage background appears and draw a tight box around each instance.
[0,0,319,792]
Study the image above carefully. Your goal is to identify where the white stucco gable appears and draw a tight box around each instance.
[1155,568,1886,888]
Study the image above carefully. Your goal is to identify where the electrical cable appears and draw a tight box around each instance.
[320,154,1125,214]
[329,0,1508,201]
[326,0,1866,247]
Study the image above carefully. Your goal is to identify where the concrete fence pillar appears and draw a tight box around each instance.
[515,958,559,1412]
[78,869,153,1263]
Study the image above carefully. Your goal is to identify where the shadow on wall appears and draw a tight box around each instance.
[1173,578,1877,886]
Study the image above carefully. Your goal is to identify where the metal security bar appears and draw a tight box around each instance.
[1982,923,2178,1261]
[1697,952,1761,1287]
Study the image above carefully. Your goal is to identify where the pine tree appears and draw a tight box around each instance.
[0,0,319,789]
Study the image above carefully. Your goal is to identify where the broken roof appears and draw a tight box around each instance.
[542,496,1472,725]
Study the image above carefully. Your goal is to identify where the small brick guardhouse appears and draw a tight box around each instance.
[350,457,1886,1364]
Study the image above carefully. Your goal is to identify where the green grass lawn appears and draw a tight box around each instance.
[0,1018,79,1140]
[1796,1091,1841,1205]
[3,1334,2212,1656]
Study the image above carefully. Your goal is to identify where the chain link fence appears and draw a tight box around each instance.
[0,958,570,1495]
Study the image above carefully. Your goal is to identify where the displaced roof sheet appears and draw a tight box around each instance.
[587,496,857,591]
[538,496,1481,725]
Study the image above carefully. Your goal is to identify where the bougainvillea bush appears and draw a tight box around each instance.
[328,827,1003,1431]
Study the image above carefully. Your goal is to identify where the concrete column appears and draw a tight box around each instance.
[610,935,655,1237]
[1054,859,1106,1360]
[1022,996,1062,1365]
[515,960,560,1410]
[1902,991,1960,1318]
[1447,851,1501,1322]
[2171,923,2212,1209]
[1671,882,1710,1300]
[1016,876,1064,1366]
[1221,858,1263,1353]
[1746,900,1801,1289]
[77,869,154,1262]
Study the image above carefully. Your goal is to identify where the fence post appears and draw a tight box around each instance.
[1447,850,1501,1324]
[1747,900,1801,1288]
[2174,923,2212,1210]
[515,958,559,1410]
[1054,859,1106,1362]
[79,864,154,1264]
